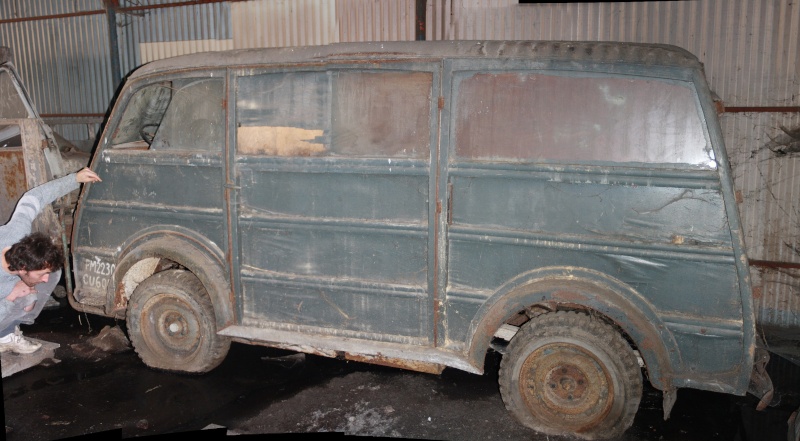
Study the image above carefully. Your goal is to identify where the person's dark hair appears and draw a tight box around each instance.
[5,232,64,272]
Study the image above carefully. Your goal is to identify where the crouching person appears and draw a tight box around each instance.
[0,168,101,353]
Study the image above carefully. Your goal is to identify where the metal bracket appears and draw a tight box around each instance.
[748,345,774,411]
[662,386,678,420]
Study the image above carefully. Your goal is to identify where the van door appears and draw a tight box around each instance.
[73,74,228,307]
[230,64,440,344]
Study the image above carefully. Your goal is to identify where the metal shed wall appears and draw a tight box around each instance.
[0,0,112,145]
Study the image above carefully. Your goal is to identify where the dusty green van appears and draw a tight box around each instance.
[69,41,771,439]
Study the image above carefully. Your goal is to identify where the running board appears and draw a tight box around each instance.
[218,325,481,375]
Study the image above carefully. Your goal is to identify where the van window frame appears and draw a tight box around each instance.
[445,59,717,171]
[231,61,440,162]
[103,70,227,158]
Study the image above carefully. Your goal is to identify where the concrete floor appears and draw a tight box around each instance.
[3,300,799,441]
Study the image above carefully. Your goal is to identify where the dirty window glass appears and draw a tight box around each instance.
[236,70,431,158]
[111,78,224,152]
[0,69,28,118]
[111,82,172,148]
[454,73,714,168]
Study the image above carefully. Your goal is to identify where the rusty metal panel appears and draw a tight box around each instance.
[17,118,60,237]
[0,146,26,224]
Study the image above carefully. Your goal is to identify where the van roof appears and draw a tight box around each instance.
[130,40,702,79]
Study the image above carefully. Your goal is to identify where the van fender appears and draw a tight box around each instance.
[111,226,234,329]
[465,266,682,392]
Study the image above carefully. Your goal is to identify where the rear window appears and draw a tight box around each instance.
[453,72,715,168]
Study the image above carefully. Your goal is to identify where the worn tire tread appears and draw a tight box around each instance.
[127,269,231,374]
[498,311,642,440]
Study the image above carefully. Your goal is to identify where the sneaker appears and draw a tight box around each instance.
[0,328,42,354]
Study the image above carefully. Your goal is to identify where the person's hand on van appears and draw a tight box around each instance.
[76,167,101,183]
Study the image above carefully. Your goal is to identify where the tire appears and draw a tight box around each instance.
[127,269,231,373]
[499,311,642,440]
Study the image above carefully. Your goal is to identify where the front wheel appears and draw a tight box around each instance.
[499,311,642,440]
[127,269,230,373]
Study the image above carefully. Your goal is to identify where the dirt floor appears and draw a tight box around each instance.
[3,300,799,441]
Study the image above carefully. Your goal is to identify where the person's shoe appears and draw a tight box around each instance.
[0,328,41,354]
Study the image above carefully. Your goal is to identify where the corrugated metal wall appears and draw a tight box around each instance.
[0,0,112,146]
[1,0,798,327]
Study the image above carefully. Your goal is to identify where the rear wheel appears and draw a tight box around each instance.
[127,269,230,373]
[499,311,642,440]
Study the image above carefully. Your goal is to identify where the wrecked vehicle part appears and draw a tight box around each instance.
[70,41,768,439]
[0,46,89,251]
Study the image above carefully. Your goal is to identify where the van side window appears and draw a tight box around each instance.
[111,78,224,152]
[236,70,431,158]
[454,73,714,168]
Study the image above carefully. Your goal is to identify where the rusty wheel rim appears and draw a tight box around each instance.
[141,293,203,358]
[518,342,614,432]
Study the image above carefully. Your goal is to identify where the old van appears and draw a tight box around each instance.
[69,41,770,439]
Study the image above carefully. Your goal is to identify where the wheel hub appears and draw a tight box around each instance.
[520,343,613,427]
[163,312,188,336]
[142,295,202,355]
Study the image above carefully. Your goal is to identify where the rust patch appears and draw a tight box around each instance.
[114,280,127,312]
[0,148,27,223]
[551,290,590,303]
[750,260,800,270]
[752,286,763,300]
[344,352,445,375]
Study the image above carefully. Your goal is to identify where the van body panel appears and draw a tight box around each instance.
[71,42,761,411]
[227,63,441,343]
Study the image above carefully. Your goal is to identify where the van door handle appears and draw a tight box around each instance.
[224,183,241,190]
